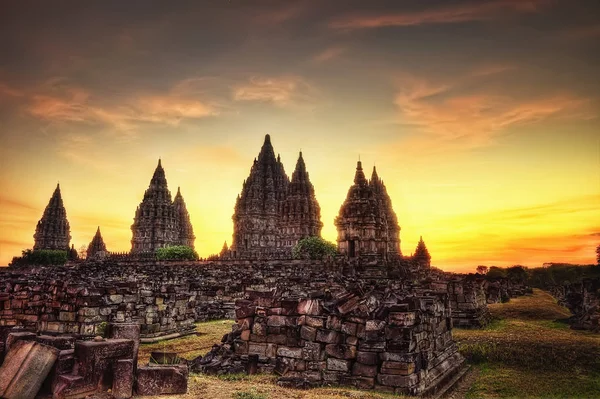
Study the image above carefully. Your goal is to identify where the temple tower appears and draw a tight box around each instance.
[413,236,431,270]
[33,183,71,250]
[87,226,108,258]
[174,187,195,248]
[370,166,401,256]
[231,134,290,259]
[281,151,323,250]
[335,161,400,260]
[131,159,180,253]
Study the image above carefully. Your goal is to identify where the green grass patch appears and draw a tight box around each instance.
[233,389,268,399]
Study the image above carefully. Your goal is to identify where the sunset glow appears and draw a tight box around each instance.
[1,1,598,271]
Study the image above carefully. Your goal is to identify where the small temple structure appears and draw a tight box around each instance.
[335,161,401,260]
[130,160,195,253]
[412,236,432,270]
[229,135,323,259]
[87,227,108,259]
[33,183,71,251]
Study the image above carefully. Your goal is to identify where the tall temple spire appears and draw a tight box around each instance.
[281,151,323,250]
[231,134,290,259]
[131,160,179,253]
[33,184,71,250]
[87,226,108,259]
[174,187,195,249]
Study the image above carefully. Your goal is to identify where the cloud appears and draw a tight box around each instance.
[392,71,595,150]
[312,47,346,63]
[233,75,317,107]
[560,24,600,40]
[329,0,552,30]
[20,77,220,133]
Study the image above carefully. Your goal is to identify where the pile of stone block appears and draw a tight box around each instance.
[447,278,491,328]
[194,284,465,396]
[552,278,600,332]
[0,322,189,399]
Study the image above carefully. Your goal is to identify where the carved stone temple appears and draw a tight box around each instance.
[335,161,401,260]
[229,135,322,259]
[33,183,71,250]
[87,227,108,259]
[130,160,195,253]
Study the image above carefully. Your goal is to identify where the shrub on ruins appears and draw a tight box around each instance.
[155,245,199,261]
[292,236,338,260]
[485,266,507,280]
[506,265,529,283]
[10,249,68,266]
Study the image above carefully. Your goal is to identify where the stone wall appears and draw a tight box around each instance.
[0,260,387,339]
[195,284,465,395]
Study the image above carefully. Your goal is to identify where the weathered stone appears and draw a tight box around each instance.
[0,340,59,399]
[112,359,134,399]
[136,365,188,395]
[326,358,351,372]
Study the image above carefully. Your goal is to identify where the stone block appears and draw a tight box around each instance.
[326,358,351,372]
[300,325,317,341]
[0,340,59,399]
[297,299,321,315]
[376,373,419,388]
[136,365,188,395]
[352,362,378,377]
[316,329,340,344]
[277,346,302,359]
[325,344,356,360]
[301,341,322,361]
[113,359,134,399]
[356,351,378,365]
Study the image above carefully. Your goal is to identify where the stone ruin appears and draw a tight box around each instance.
[551,278,600,332]
[0,322,188,399]
[193,282,466,396]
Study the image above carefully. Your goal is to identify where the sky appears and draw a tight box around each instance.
[0,0,599,271]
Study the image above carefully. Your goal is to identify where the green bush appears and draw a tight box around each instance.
[292,236,337,260]
[11,249,68,266]
[155,245,199,261]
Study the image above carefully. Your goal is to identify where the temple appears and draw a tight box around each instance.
[130,160,195,253]
[412,235,432,271]
[33,183,71,250]
[335,161,401,260]
[280,151,323,251]
[87,227,108,259]
[229,135,323,259]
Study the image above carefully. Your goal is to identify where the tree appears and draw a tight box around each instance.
[506,265,528,283]
[155,245,199,261]
[486,266,506,279]
[292,236,338,260]
[476,265,489,275]
[596,244,600,266]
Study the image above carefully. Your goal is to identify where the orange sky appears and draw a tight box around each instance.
[1,1,599,271]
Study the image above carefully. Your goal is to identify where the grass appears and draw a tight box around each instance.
[137,290,600,399]
[454,289,600,398]
[138,319,235,365]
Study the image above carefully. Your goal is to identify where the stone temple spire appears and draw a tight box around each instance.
[174,186,195,249]
[370,166,401,256]
[281,151,323,250]
[413,236,431,270]
[87,226,108,259]
[231,134,290,259]
[335,162,401,261]
[34,183,71,250]
[131,159,179,253]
